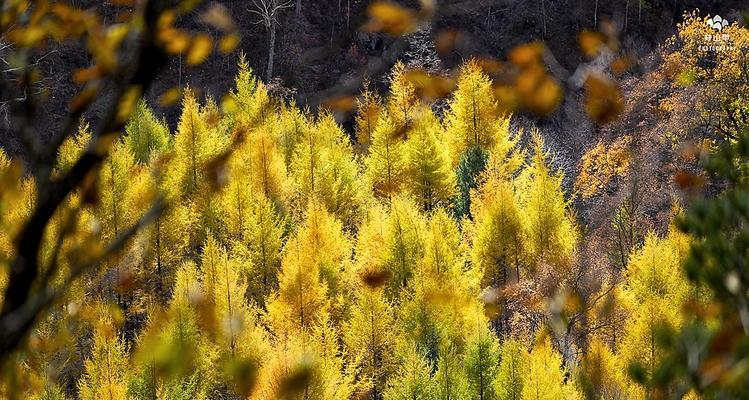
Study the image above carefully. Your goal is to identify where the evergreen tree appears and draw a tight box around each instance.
[266,203,341,333]
[355,81,382,153]
[98,141,136,241]
[78,306,130,400]
[383,196,426,299]
[404,108,455,211]
[495,339,527,400]
[229,54,273,128]
[383,344,436,400]
[518,133,576,271]
[277,103,308,167]
[365,111,408,199]
[343,287,398,399]
[576,338,628,400]
[173,89,225,195]
[434,340,469,400]
[125,100,171,164]
[315,113,367,227]
[453,145,488,219]
[255,320,354,400]
[239,193,284,307]
[444,59,508,164]
[619,232,689,395]
[464,322,500,400]
[521,337,580,400]
[386,61,418,129]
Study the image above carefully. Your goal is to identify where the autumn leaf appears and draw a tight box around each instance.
[509,42,545,67]
[200,3,235,32]
[435,29,460,55]
[187,34,213,65]
[515,65,563,116]
[323,95,357,112]
[403,69,456,101]
[219,33,240,54]
[584,73,623,125]
[116,85,142,123]
[360,268,392,289]
[674,170,706,190]
[73,65,104,84]
[578,30,607,58]
[159,28,191,54]
[158,86,182,106]
[363,1,418,36]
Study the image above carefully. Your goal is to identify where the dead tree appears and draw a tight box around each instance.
[249,0,293,82]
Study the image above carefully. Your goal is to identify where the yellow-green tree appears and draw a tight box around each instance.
[289,113,366,227]
[254,320,354,400]
[619,231,690,396]
[386,61,418,129]
[521,337,581,400]
[355,81,382,153]
[471,141,526,287]
[382,344,436,400]
[266,203,344,334]
[238,194,285,307]
[125,100,171,164]
[355,199,429,302]
[78,307,130,400]
[444,59,508,164]
[464,322,500,400]
[404,109,455,211]
[171,90,227,251]
[495,339,527,400]
[576,338,629,400]
[518,133,576,271]
[173,89,226,195]
[365,111,408,199]
[276,103,309,167]
[343,286,398,399]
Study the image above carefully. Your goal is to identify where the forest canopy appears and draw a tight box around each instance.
[1,1,749,399]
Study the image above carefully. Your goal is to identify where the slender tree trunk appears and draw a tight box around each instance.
[625,0,630,32]
[540,0,547,37]
[266,22,276,81]
[156,215,163,301]
[295,0,301,18]
[638,0,642,24]
[594,0,598,28]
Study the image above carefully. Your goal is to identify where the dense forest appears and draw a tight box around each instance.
[2,0,749,399]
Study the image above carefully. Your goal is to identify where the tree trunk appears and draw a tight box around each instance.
[638,0,642,24]
[594,0,598,28]
[296,0,302,18]
[540,0,547,38]
[266,23,277,82]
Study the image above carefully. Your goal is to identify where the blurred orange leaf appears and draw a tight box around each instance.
[404,69,456,101]
[578,30,607,58]
[187,34,213,65]
[363,2,418,36]
[509,42,544,67]
[200,3,235,32]
[117,85,142,123]
[73,65,104,84]
[218,33,240,54]
[435,29,460,56]
[158,87,183,106]
[584,73,623,124]
[515,65,563,116]
[674,170,706,190]
[323,96,357,112]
